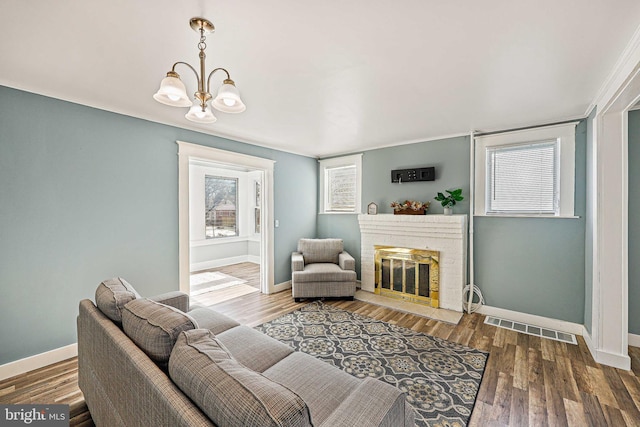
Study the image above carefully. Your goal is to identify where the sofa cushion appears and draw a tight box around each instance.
[122,298,197,366]
[264,351,360,425]
[187,307,240,335]
[95,277,140,323]
[169,329,312,427]
[217,325,294,373]
[298,238,343,265]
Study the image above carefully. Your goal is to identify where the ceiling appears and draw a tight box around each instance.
[1,1,639,158]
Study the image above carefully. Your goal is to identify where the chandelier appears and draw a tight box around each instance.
[153,17,245,124]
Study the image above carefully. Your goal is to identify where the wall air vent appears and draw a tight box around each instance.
[484,316,577,345]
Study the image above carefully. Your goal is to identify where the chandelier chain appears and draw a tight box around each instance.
[198,27,207,52]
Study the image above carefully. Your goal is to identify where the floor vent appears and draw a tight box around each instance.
[484,316,577,345]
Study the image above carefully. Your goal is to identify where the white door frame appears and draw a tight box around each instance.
[177,141,276,294]
[587,27,640,370]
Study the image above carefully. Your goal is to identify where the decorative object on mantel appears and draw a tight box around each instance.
[153,17,246,124]
[390,200,430,215]
[435,188,464,215]
[367,202,378,215]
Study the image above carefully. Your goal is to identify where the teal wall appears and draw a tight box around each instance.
[317,136,470,276]
[629,110,640,335]
[319,125,586,323]
[476,121,586,324]
[0,86,317,365]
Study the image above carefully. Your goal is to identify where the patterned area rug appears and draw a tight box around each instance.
[255,301,488,427]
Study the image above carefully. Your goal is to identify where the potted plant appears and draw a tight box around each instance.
[434,189,463,215]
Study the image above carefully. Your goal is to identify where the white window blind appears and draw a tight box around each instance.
[325,165,357,212]
[486,140,558,214]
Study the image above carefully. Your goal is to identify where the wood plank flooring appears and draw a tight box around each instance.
[2,289,640,426]
[190,262,261,307]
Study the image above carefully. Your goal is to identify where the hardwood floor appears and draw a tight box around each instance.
[2,290,640,426]
[192,262,260,288]
[190,262,261,307]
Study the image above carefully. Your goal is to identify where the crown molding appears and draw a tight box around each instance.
[587,24,640,115]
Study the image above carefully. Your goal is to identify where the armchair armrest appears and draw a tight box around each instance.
[319,378,413,427]
[149,291,189,312]
[292,252,305,272]
[338,251,355,271]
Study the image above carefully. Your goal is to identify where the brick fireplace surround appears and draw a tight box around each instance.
[358,214,468,312]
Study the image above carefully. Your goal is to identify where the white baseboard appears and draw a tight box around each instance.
[0,343,77,382]
[190,255,249,272]
[629,333,640,347]
[583,326,632,370]
[271,280,292,294]
[582,325,598,359]
[247,255,260,264]
[477,305,583,335]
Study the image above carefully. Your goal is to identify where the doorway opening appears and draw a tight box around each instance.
[177,141,275,303]
[188,160,263,306]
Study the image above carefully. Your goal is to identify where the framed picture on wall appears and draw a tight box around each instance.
[255,181,261,207]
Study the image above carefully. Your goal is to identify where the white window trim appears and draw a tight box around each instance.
[318,154,363,214]
[474,122,578,218]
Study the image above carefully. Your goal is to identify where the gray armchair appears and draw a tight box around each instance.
[291,238,357,302]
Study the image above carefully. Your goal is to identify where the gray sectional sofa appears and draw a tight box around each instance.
[78,278,415,427]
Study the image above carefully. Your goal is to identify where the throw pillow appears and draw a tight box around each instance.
[95,277,140,323]
[169,329,312,427]
[122,298,198,367]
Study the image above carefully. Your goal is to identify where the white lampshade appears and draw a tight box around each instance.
[153,73,192,107]
[211,80,246,113]
[185,104,217,123]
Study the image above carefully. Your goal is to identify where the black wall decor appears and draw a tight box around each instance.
[391,167,435,183]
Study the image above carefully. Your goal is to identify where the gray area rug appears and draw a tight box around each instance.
[255,301,488,427]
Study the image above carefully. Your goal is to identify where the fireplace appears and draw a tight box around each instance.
[358,214,467,312]
[374,246,440,307]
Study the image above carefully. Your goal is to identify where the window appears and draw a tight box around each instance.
[475,123,577,217]
[205,176,238,238]
[319,154,362,214]
[487,140,558,214]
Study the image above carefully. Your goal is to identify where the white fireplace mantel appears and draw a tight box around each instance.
[358,214,468,312]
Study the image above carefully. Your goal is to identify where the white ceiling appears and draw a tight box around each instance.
[1,1,639,158]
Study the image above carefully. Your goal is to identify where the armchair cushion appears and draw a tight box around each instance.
[292,264,357,283]
[297,238,344,265]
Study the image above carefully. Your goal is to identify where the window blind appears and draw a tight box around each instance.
[326,165,356,212]
[486,140,558,214]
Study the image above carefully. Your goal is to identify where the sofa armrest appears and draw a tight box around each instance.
[319,378,413,427]
[150,291,189,312]
[292,252,305,272]
[338,251,355,271]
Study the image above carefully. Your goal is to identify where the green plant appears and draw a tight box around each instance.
[434,188,464,208]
